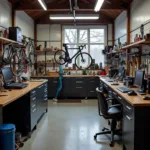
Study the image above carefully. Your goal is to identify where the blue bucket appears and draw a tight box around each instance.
[0,124,16,150]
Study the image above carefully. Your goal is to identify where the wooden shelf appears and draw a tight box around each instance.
[35,50,61,55]
[0,37,23,45]
[63,68,102,71]
[36,62,59,66]
[106,50,126,55]
[122,39,150,49]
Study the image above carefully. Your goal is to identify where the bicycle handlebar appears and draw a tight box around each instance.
[63,43,86,50]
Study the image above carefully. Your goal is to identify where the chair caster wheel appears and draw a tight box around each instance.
[94,135,97,140]
[109,142,114,147]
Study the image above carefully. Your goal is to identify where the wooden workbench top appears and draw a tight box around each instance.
[31,75,100,78]
[100,77,150,107]
[0,81,47,107]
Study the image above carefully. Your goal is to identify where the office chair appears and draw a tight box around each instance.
[94,87,122,147]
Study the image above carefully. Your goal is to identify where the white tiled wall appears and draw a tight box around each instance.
[15,11,34,77]
[130,0,150,42]
[0,0,11,28]
[115,11,127,45]
[36,24,62,72]
[108,24,113,45]
[15,11,34,38]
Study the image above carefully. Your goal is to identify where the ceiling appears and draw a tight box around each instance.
[8,0,133,24]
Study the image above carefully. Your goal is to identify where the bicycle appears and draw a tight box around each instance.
[22,36,35,66]
[2,43,28,76]
[54,44,92,69]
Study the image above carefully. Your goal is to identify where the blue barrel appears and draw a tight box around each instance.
[0,124,16,150]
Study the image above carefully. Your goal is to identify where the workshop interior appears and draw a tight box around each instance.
[0,0,150,150]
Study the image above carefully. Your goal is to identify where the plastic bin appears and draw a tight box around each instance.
[0,124,16,150]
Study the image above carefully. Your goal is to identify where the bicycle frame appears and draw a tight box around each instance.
[63,44,85,60]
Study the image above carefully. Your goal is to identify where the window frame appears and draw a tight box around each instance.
[62,25,107,67]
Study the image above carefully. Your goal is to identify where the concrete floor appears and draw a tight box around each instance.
[21,100,123,150]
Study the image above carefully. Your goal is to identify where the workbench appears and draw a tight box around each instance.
[100,77,150,150]
[0,81,48,134]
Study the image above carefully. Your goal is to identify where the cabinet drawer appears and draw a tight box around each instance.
[44,94,48,98]
[30,90,36,97]
[112,91,118,98]
[31,107,37,113]
[122,108,134,150]
[31,103,36,109]
[103,84,109,91]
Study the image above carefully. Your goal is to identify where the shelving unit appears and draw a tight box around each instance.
[121,39,150,76]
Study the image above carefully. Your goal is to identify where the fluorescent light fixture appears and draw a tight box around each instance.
[38,0,47,11]
[50,14,99,20]
[50,15,74,20]
[76,16,99,20]
[94,0,104,12]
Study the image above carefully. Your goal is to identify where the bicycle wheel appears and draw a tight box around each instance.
[28,44,35,65]
[75,52,92,69]
[54,50,66,65]
[2,45,13,64]
[10,53,25,77]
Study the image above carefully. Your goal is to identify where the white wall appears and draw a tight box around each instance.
[15,11,34,77]
[130,0,150,42]
[115,11,127,44]
[36,24,61,73]
[37,24,61,48]
[15,11,34,38]
[0,0,11,28]
[108,24,113,45]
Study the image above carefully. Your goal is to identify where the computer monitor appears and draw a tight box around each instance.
[118,66,125,80]
[134,70,145,93]
[1,67,14,84]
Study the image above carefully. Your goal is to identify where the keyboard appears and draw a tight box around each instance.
[6,83,28,89]
[117,87,132,93]
[106,79,114,82]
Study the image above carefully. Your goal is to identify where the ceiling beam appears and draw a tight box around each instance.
[15,2,127,11]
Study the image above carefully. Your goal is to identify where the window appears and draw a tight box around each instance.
[63,26,106,68]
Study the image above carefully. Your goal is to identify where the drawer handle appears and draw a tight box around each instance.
[44,89,48,93]
[32,108,36,113]
[32,104,36,108]
[76,87,83,88]
[38,85,43,88]
[32,97,36,101]
[44,98,48,101]
[90,91,94,93]
[44,94,48,97]
[76,81,83,83]
[113,92,116,95]
[126,115,132,120]
[90,81,95,83]
[105,85,108,88]
[118,96,122,100]
[32,91,36,94]
[53,81,57,83]
[126,106,132,110]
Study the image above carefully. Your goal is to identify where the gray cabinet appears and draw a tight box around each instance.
[31,77,99,99]
[30,89,38,130]
[30,82,48,130]
[87,77,99,98]
[48,78,58,98]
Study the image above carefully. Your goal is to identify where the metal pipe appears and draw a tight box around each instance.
[69,0,72,12]
[73,9,76,23]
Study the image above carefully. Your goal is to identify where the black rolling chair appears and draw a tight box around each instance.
[94,87,122,147]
